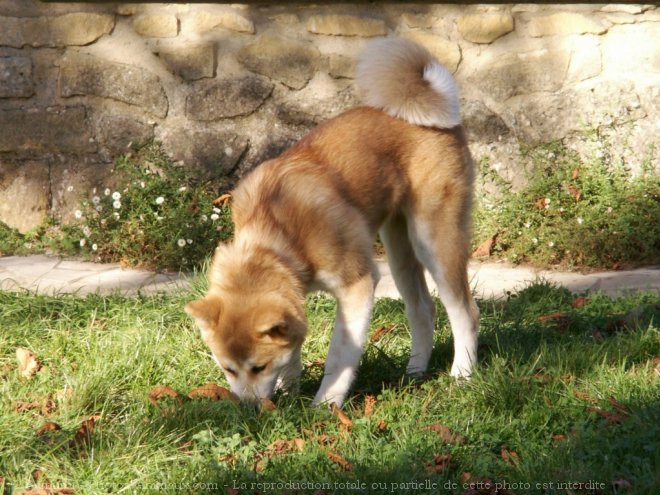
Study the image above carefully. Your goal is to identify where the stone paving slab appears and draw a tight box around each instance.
[0,255,658,300]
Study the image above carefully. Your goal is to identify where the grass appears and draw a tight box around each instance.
[1,281,658,494]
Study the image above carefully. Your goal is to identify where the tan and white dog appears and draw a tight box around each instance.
[185,37,479,407]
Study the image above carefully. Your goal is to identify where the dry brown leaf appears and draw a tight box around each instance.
[32,469,45,482]
[377,419,388,432]
[572,168,580,180]
[607,397,631,417]
[314,434,337,446]
[538,313,571,331]
[586,406,628,425]
[14,400,41,413]
[552,434,567,446]
[17,347,41,379]
[148,385,183,410]
[36,422,61,436]
[266,438,305,456]
[501,446,521,466]
[331,403,353,429]
[472,233,498,258]
[16,488,75,495]
[187,383,238,403]
[425,454,452,474]
[363,394,376,417]
[422,423,467,444]
[535,197,547,210]
[572,297,592,309]
[69,416,100,449]
[213,193,232,207]
[567,185,582,202]
[573,390,597,403]
[370,325,395,343]
[327,451,353,471]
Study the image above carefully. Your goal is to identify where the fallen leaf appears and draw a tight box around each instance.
[187,383,238,403]
[607,397,631,417]
[16,488,75,495]
[586,406,628,425]
[535,197,547,210]
[567,185,581,202]
[16,347,41,379]
[69,416,100,449]
[425,454,452,473]
[213,193,232,207]
[363,395,376,417]
[538,313,571,331]
[422,423,467,444]
[261,398,277,411]
[572,297,591,308]
[572,168,580,180]
[573,390,597,403]
[370,325,395,343]
[148,385,183,415]
[266,438,305,456]
[313,434,337,446]
[36,422,61,436]
[501,446,520,466]
[652,357,660,376]
[327,451,353,471]
[32,469,45,482]
[331,403,353,429]
[42,394,57,416]
[472,233,498,258]
[377,419,388,432]
[14,400,41,413]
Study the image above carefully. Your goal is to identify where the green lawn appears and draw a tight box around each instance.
[1,282,658,494]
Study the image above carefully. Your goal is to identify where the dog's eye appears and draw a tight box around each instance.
[224,367,237,376]
[251,364,267,375]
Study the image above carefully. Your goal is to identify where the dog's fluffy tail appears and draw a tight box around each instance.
[356,37,460,129]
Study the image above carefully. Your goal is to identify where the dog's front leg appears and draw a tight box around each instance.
[312,274,376,407]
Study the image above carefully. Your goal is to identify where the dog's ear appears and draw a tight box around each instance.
[184,296,222,334]
[259,322,289,341]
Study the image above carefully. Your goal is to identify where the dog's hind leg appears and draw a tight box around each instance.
[312,267,378,407]
[407,212,479,379]
[380,214,436,376]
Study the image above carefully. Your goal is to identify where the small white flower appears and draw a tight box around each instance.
[577,217,584,225]
[213,207,221,214]
[607,207,613,214]
[104,188,111,196]
[532,238,538,245]
[210,213,219,221]
[187,239,193,245]
[155,196,165,205]
[113,200,121,209]
[74,210,83,219]
[67,185,74,192]
[100,219,107,226]
[92,243,98,252]
[113,212,120,220]
[95,205,103,212]
[79,239,86,247]
[548,241,555,248]
[92,196,101,205]
[544,198,551,209]
[178,187,187,193]
[524,221,532,229]
[140,181,146,189]
[92,188,97,194]
[177,238,186,247]
[82,226,91,237]
[112,191,121,200]
[201,214,208,222]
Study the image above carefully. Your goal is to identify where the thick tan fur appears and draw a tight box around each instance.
[186,37,479,407]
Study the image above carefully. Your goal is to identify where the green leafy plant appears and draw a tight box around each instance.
[61,142,233,271]
[473,134,659,269]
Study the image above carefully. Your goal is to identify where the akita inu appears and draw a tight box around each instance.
[186,37,479,407]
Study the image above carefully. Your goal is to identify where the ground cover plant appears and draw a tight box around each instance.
[472,133,659,269]
[1,281,658,494]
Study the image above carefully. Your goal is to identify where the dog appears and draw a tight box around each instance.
[185,37,479,407]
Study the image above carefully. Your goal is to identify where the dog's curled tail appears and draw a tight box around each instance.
[356,37,460,129]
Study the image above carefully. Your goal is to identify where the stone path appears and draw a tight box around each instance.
[0,254,657,300]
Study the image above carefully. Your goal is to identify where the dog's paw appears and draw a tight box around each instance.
[450,360,473,380]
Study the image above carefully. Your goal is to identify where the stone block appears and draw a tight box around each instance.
[601,23,660,75]
[237,35,319,89]
[0,106,95,154]
[90,107,155,159]
[0,57,34,98]
[59,53,168,118]
[190,11,255,34]
[133,14,178,38]
[50,160,113,223]
[402,31,461,73]
[0,14,114,48]
[467,48,570,101]
[566,36,602,83]
[328,54,355,79]
[156,44,215,81]
[186,75,273,121]
[527,13,608,37]
[307,15,387,37]
[457,14,514,44]
[0,160,49,233]
[462,99,510,143]
[400,13,435,29]
[160,126,248,176]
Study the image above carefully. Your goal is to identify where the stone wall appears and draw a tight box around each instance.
[0,1,658,232]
